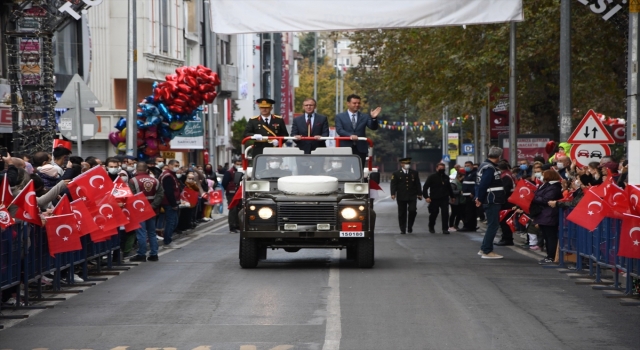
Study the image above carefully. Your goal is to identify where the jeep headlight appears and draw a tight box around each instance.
[258,207,274,219]
[341,207,357,220]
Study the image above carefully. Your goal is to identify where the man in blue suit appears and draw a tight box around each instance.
[335,94,381,168]
[291,98,330,154]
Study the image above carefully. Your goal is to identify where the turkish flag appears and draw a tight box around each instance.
[181,188,200,207]
[566,190,610,231]
[535,177,543,187]
[228,184,243,209]
[604,182,629,215]
[618,213,640,259]
[508,179,537,214]
[112,176,133,199]
[44,214,82,257]
[627,185,640,217]
[123,193,156,232]
[10,180,42,226]
[0,207,15,229]
[505,213,516,232]
[67,166,112,205]
[0,174,14,208]
[88,195,130,242]
[208,189,223,205]
[518,213,531,227]
[52,195,72,216]
[53,139,72,151]
[499,209,512,222]
[70,199,98,237]
[369,179,383,191]
[589,176,614,199]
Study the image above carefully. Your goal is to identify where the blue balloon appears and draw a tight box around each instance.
[138,149,149,162]
[115,117,127,131]
[159,124,172,139]
[142,104,159,117]
[137,119,147,129]
[137,111,144,118]
[157,103,174,122]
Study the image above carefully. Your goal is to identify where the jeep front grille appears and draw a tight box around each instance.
[277,204,337,226]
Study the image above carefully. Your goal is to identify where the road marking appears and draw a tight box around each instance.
[322,250,341,350]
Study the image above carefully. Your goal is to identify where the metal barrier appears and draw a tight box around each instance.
[559,208,640,297]
[0,222,125,322]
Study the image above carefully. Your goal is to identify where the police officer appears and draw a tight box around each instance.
[243,98,289,156]
[390,158,422,234]
[256,156,292,179]
[423,162,454,234]
[475,147,507,259]
[459,160,478,232]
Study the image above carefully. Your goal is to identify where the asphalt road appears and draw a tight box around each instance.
[1,183,639,349]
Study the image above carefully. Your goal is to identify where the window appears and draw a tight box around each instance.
[53,22,78,75]
[221,40,231,65]
[262,72,271,98]
[346,58,350,66]
[160,0,169,53]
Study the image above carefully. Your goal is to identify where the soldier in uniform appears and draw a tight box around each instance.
[256,156,292,179]
[243,98,290,156]
[390,158,423,234]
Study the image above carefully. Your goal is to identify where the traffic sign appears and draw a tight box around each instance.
[58,108,99,141]
[567,109,614,144]
[55,74,102,109]
[611,124,626,143]
[570,143,611,168]
[462,143,474,154]
[443,155,451,162]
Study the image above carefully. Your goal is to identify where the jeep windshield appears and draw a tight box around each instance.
[253,155,362,181]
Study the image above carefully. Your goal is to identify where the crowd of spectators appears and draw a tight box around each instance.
[1,148,227,306]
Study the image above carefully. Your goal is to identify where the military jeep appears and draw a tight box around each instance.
[238,137,377,268]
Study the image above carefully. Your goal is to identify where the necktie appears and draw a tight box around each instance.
[351,113,357,129]
[306,115,312,137]
[263,117,269,124]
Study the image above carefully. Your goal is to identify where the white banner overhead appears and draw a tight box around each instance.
[210,0,523,34]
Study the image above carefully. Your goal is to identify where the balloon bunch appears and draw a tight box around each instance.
[108,65,220,160]
[154,65,220,115]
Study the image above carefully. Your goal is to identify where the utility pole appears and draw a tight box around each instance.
[125,0,137,157]
[339,69,344,111]
[204,0,217,166]
[313,32,318,103]
[628,4,640,151]
[473,114,478,163]
[509,22,517,164]
[480,106,487,161]
[403,99,407,157]
[559,0,572,142]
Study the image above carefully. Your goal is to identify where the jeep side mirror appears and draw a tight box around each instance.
[369,172,380,184]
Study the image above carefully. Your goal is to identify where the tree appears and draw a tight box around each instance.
[348,0,627,139]
[230,117,248,154]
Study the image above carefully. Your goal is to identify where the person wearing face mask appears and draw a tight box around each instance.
[159,160,182,248]
[459,161,479,232]
[222,157,244,233]
[516,159,531,180]
[475,147,507,259]
[423,162,454,234]
[529,162,544,185]
[555,156,571,180]
[257,156,292,179]
[390,158,423,234]
[106,158,122,181]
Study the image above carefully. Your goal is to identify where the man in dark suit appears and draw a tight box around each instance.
[243,98,289,157]
[390,158,423,234]
[423,162,454,234]
[291,98,330,153]
[335,94,381,168]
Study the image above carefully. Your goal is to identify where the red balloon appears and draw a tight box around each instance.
[175,67,187,75]
[186,66,197,75]
[169,105,184,114]
[173,98,188,107]
[158,142,171,151]
[184,75,198,88]
[137,139,145,147]
[144,147,159,157]
[176,92,190,102]
[545,141,556,155]
[209,72,221,85]
[177,83,192,94]
[199,84,213,93]
[161,89,171,101]
[165,74,176,82]
[191,91,202,102]
[145,130,158,139]
[137,129,144,139]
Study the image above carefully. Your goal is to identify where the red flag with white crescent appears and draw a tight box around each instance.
[67,166,112,205]
[618,213,640,259]
[70,199,98,236]
[10,180,42,226]
[123,193,156,232]
[44,214,82,257]
[228,184,243,209]
[566,190,610,231]
[507,179,537,214]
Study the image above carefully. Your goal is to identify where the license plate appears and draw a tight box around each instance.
[339,231,365,238]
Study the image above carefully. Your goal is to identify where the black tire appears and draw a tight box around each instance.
[356,238,374,268]
[239,238,259,268]
[283,248,300,253]
[346,246,356,261]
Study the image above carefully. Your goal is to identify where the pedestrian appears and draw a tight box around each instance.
[475,146,507,259]
[495,161,516,246]
[335,94,381,168]
[459,160,478,232]
[222,157,243,233]
[423,162,454,234]
[159,159,181,248]
[291,98,330,154]
[448,169,466,231]
[243,98,289,156]
[533,170,563,264]
[128,162,164,262]
[390,158,423,234]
